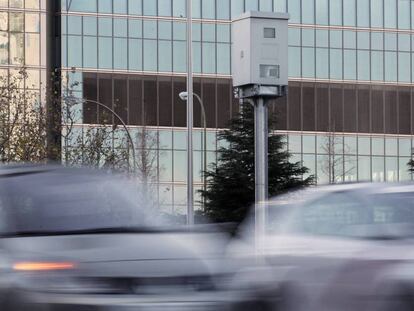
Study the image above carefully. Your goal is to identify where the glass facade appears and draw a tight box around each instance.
[56,0,414,215]
[0,0,46,94]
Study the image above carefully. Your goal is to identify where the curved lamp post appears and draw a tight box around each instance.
[64,96,137,173]
[179,91,207,211]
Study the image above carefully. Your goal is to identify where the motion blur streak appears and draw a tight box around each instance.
[13,262,76,271]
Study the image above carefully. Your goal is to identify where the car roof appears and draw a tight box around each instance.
[267,182,414,207]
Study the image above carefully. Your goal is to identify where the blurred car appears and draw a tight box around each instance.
[0,164,232,311]
[228,183,414,311]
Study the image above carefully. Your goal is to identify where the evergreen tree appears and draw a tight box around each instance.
[407,158,414,176]
[200,104,314,224]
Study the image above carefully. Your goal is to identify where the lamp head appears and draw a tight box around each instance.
[179,92,188,101]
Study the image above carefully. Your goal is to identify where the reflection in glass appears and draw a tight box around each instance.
[315,0,328,25]
[25,33,39,66]
[10,12,23,32]
[372,157,385,182]
[0,32,7,64]
[25,13,39,33]
[358,156,371,181]
[372,137,384,155]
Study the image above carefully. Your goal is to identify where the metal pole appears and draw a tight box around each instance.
[186,0,194,226]
[194,93,207,210]
[254,97,268,252]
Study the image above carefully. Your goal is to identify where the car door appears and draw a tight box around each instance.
[262,191,374,311]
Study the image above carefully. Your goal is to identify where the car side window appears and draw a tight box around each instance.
[293,192,368,236]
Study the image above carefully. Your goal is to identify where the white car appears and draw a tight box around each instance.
[228,184,414,311]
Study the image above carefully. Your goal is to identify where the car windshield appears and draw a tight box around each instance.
[266,188,414,239]
[0,168,163,235]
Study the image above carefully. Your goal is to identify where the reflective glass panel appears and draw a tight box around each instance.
[385,51,397,82]
[143,39,157,70]
[159,0,172,16]
[158,40,172,71]
[202,42,216,73]
[330,0,342,25]
[316,48,328,78]
[98,37,112,69]
[302,47,315,78]
[398,52,411,82]
[343,30,356,49]
[357,0,369,27]
[372,137,385,155]
[288,46,301,76]
[113,0,127,14]
[114,38,127,70]
[173,40,186,72]
[371,51,384,81]
[372,157,385,182]
[83,36,97,68]
[217,43,230,74]
[159,21,172,40]
[288,0,300,23]
[143,0,156,15]
[316,29,328,47]
[343,0,356,26]
[98,0,112,13]
[344,50,356,80]
[217,0,230,19]
[128,38,142,70]
[129,19,142,38]
[129,0,142,15]
[398,33,411,51]
[357,51,370,80]
[398,0,410,29]
[302,0,315,24]
[246,0,258,11]
[25,33,39,65]
[173,0,186,17]
[371,0,383,27]
[371,32,383,50]
[84,16,97,36]
[202,0,216,19]
[114,18,127,37]
[25,13,39,33]
[384,0,397,28]
[330,30,342,48]
[98,17,112,36]
[330,49,342,79]
[316,0,328,25]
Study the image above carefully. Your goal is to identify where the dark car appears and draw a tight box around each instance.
[0,164,231,311]
[228,184,414,311]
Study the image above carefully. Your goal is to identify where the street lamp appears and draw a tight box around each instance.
[186,0,194,226]
[179,91,207,210]
[64,96,137,173]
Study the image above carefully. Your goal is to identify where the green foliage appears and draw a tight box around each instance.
[200,104,314,224]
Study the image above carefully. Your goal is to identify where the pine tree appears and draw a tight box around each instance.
[200,104,314,224]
